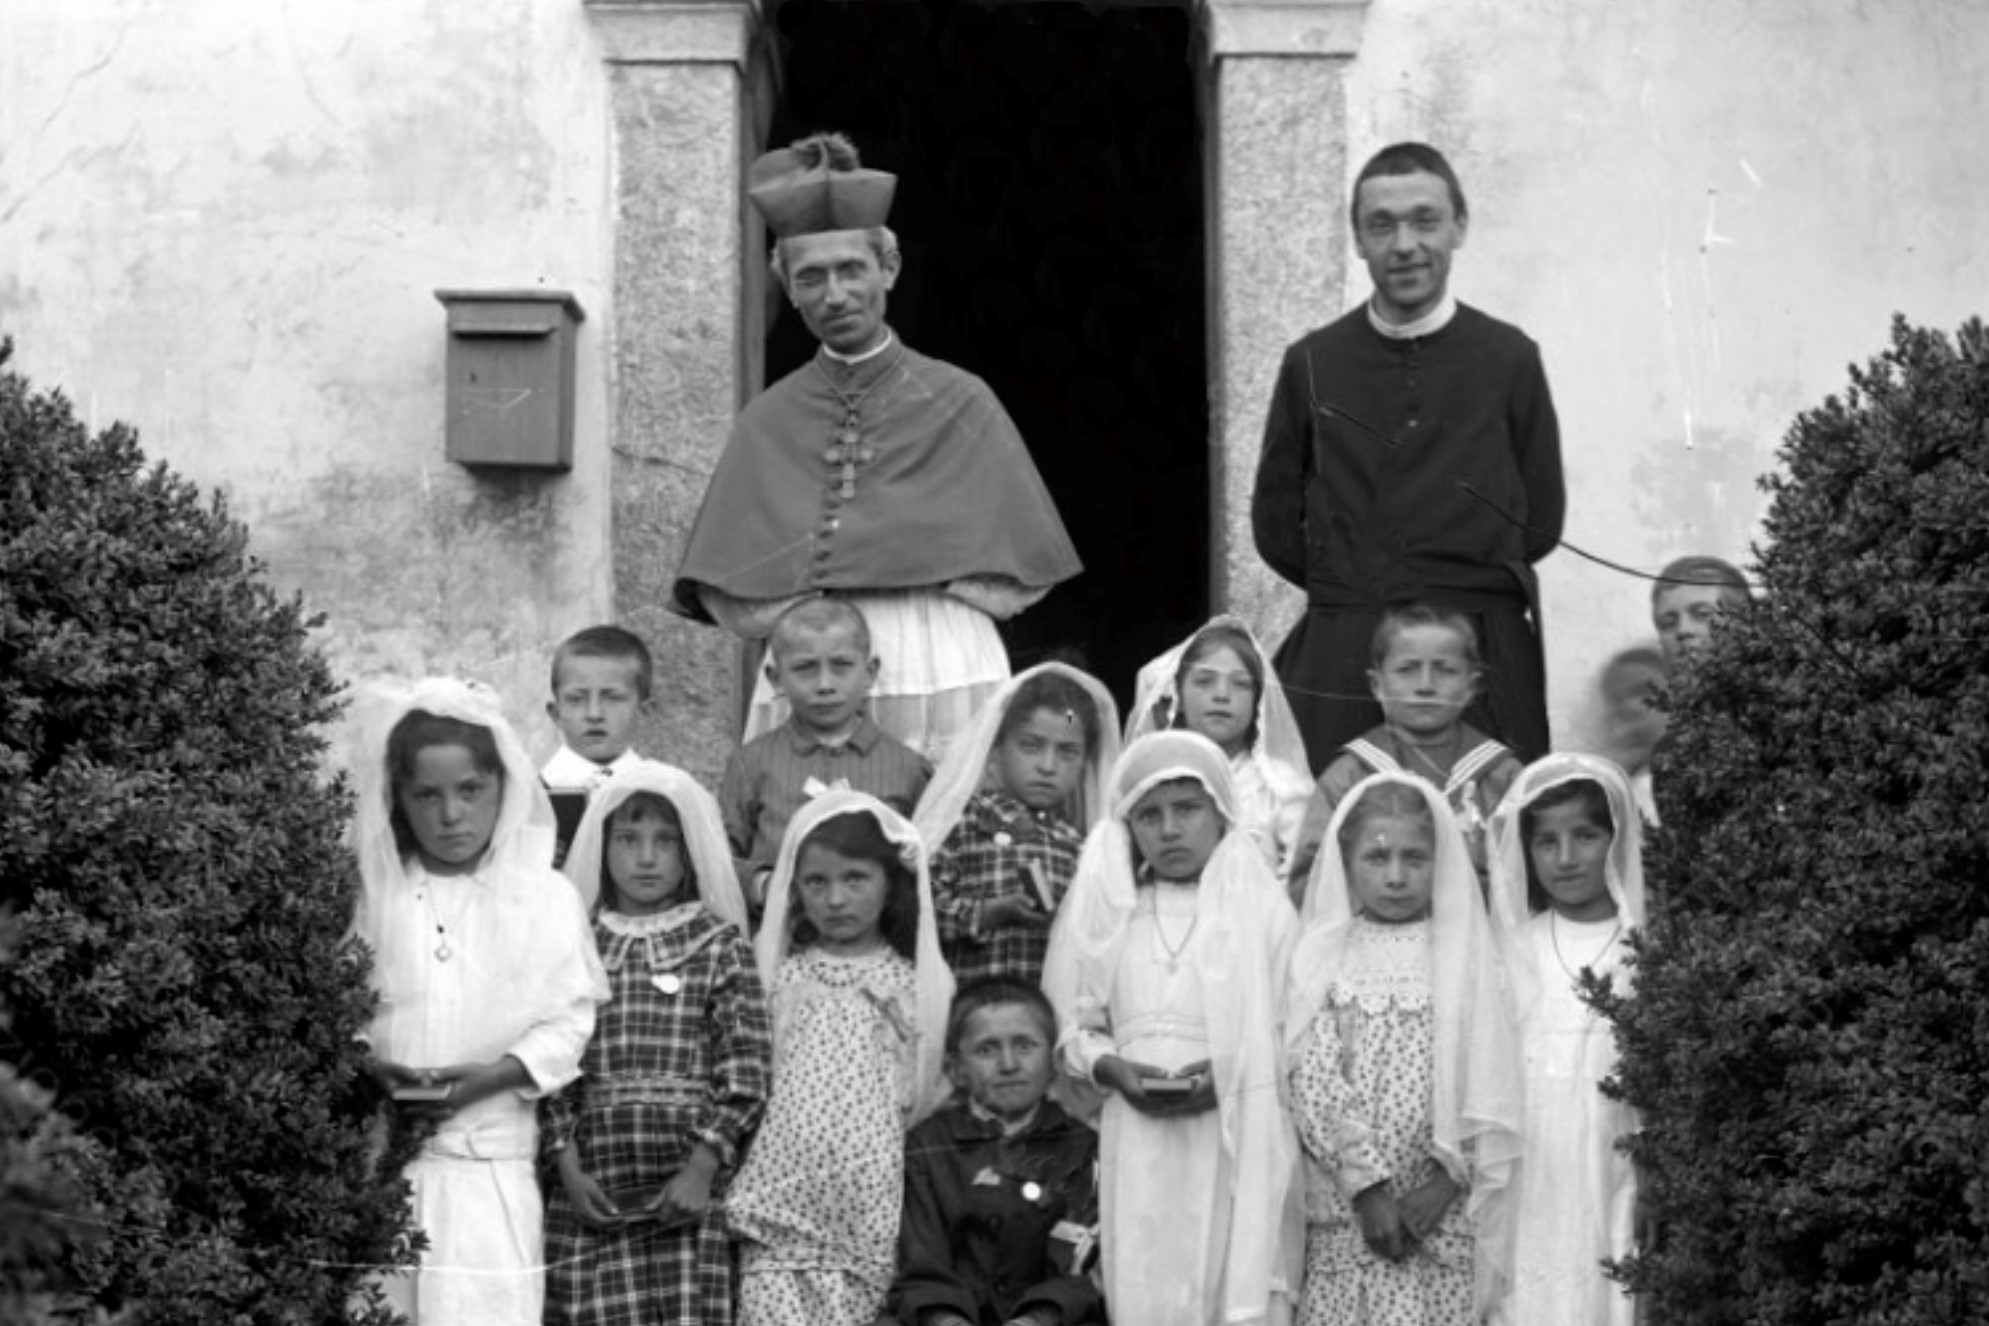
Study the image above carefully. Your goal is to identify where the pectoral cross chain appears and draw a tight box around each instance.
[825,416,875,499]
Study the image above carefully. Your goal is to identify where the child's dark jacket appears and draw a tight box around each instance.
[890,1097,1104,1326]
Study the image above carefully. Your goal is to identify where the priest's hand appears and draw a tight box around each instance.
[943,574,1047,621]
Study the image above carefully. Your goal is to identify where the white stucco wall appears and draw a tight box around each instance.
[0,0,613,760]
[5,0,1984,769]
[1341,0,1989,749]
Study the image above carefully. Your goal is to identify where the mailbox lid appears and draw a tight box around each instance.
[436,288,586,336]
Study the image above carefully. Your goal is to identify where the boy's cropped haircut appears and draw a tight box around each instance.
[1653,555,1752,608]
[769,596,873,661]
[996,671,1101,754]
[1369,603,1485,670]
[551,624,655,699]
[944,977,1058,1055]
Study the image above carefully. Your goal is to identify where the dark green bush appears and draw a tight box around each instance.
[0,340,418,1323]
[1604,317,1989,1325]
[1,909,103,1326]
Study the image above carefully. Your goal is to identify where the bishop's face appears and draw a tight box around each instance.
[782,229,900,356]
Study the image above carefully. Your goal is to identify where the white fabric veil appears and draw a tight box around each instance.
[755,788,956,1123]
[1124,615,1314,805]
[911,660,1123,854]
[1041,730,1299,1325]
[1488,753,1646,1006]
[1287,770,1524,1317]
[346,675,609,1009]
[349,676,559,918]
[560,759,750,931]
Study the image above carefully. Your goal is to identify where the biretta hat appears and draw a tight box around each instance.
[747,133,896,237]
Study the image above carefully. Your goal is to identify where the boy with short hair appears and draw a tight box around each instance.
[888,979,1103,1326]
[1651,555,1751,669]
[541,624,655,866]
[1637,555,1753,825]
[916,666,1115,989]
[719,597,931,907]
[1284,604,1521,897]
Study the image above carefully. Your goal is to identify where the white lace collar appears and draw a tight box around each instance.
[599,899,702,937]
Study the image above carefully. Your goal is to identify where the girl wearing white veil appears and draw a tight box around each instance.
[726,790,955,1326]
[1486,754,1645,1326]
[347,677,607,1325]
[1127,615,1313,878]
[912,661,1121,988]
[1287,772,1522,1325]
[542,761,773,1326]
[1043,731,1301,1326]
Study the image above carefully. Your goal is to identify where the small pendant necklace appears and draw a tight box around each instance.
[1151,893,1200,972]
[419,881,475,963]
[813,342,903,500]
[1549,911,1622,983]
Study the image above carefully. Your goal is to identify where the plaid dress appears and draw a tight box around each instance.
[542,904,773,1326]
[929,791,1083,989]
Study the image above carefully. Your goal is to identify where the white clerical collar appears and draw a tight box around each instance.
[821,328,895,365]
[1367,292,1457,340]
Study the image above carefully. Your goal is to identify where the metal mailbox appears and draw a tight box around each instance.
[435,288,585,470]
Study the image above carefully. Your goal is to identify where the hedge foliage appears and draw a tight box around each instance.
[0,340,418,1322]
[1605,317,1989,1324]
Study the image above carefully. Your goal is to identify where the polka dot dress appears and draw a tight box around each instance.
[1289,918,1473,1326]
[727,947,918,1326]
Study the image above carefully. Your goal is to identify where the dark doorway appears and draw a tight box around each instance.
[764,0,1209,713]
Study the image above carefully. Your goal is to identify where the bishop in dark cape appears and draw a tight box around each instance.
[671,133,1080,762]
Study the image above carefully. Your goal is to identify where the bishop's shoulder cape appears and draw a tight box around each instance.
[670,340,1081,621]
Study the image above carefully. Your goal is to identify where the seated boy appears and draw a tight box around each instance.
[1640,555,1753,824]
[889,979,1104,1326]
[540,624,655,866]
[925,668,1105,989]
[719,597,931,908]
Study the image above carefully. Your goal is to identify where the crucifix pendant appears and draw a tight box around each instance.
[827,417,874,500]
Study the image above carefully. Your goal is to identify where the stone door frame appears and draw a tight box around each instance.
[583,0,1369,780]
